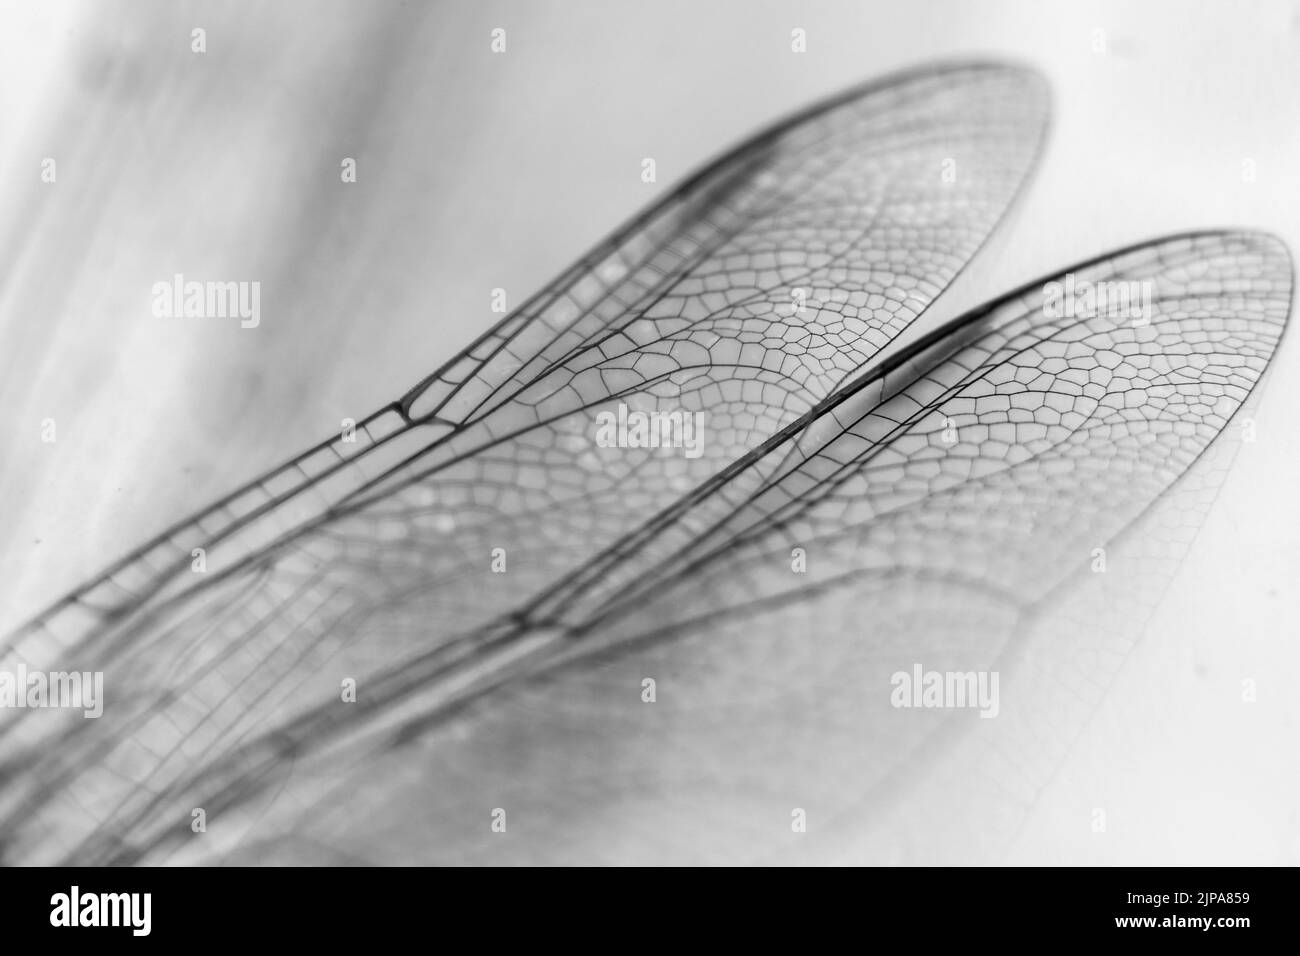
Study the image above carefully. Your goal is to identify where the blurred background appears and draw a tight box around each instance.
[0,0,1297,863]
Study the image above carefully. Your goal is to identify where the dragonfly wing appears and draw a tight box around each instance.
[124,231,1289,865]
[0,62,1050,862]
[11,60,1049,653]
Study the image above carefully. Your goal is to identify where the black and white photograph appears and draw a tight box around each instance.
[0,0,1293,930]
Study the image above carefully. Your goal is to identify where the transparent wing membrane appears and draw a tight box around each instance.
[6,231,1290,865]
[239,231,1283,867]
[0,62,1054,862]
[11,60,1049,656]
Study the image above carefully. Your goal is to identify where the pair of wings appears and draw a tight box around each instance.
[0,61,1291,865]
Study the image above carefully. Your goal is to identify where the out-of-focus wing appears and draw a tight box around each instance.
[0,61,1051,863]
[96,230,1287,866]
